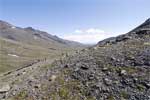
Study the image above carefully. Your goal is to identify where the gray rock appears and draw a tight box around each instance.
[103,78,112,86]
[80,64,89,70]
[102,67,109,71]
[120,70,127,76]
[0,83,10,93]
[148,96,150,99]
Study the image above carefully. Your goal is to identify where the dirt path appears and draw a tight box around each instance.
[0,58,56,83]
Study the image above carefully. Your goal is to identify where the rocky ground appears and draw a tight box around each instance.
[0,19,150,100]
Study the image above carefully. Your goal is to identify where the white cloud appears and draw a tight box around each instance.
[75,29,83,33]
[85,28,104,33]
[62,28,118,44]
[75,28,104,34]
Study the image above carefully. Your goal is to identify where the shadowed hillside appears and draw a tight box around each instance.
[0,20,85,74]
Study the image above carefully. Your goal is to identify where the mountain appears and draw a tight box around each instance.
[0,19,150,100]
[98,18,150,46]
[131,18,150,32]
[0,20,83,47]
[0,20,84,73]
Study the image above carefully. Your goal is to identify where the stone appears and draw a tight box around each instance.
[80,64,89,70]
[142,82,150,89]
[120,70,127,75]
[64,64,69,68]
[88,74,95,80]
[74,67,80,72]
[34,84,41,89]
[103,78,112,86]
[102,67,108,71]
[148,96,150,99]
[50,75,57,82]
[133,78,138,83]
[0,83,10,93]
[146,83,150,88]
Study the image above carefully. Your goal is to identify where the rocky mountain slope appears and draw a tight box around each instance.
[0,20,84,74]
[0,19,150,100]
[0,20,83,47]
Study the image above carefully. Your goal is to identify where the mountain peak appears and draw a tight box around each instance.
[141,18,150,28]
[129,18,150,33]
[145,18,150,23]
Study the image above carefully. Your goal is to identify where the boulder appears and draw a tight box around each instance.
[103,78,112,86]
[0,83,10,93]
[120,70,127,76]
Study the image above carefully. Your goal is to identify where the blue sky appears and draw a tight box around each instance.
[0,0,150,44]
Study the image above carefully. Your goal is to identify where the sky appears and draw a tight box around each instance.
[0,0,150,44]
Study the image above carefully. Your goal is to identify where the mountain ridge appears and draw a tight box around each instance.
[0,20,84,47]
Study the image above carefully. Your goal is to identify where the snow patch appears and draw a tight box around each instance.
[8,54,19,57]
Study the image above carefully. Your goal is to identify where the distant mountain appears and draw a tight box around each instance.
[0,20,83,48]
